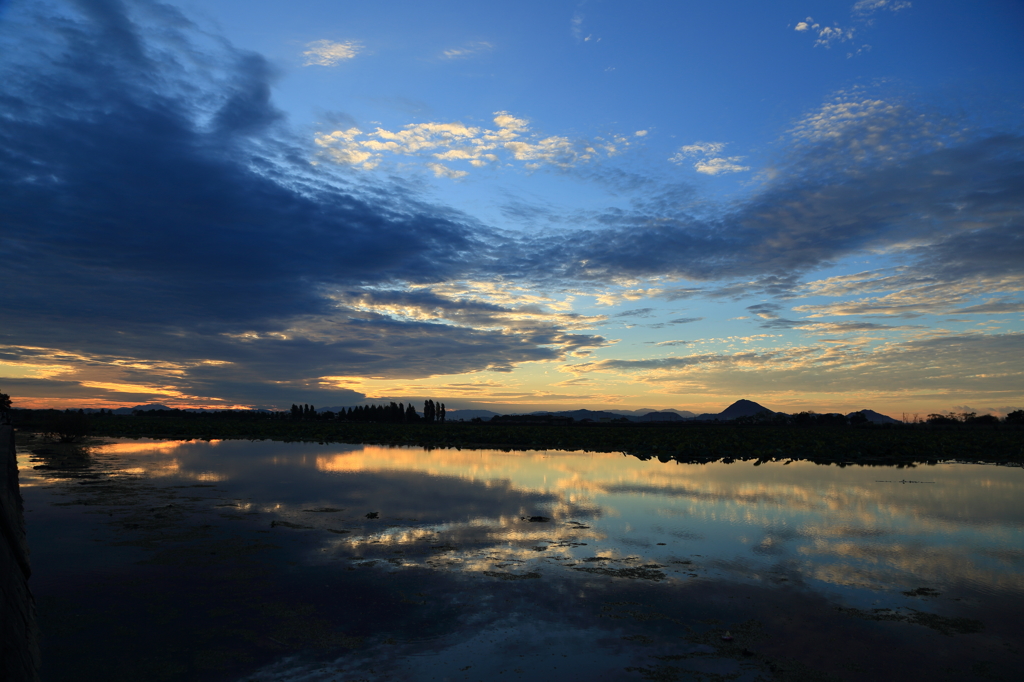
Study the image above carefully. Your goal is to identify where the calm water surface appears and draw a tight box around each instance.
[18,439,1024,681]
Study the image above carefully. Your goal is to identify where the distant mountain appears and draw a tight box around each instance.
[528,409,633,422]
[848,409,900,424]
[696,399,774,421]
[111,403,172,414]
[637,411,686,422]
[605,408,697,419]
[87,402,897,424]
[446,409,500,421]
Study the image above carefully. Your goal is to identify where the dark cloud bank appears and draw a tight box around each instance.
[1,0,1021,407]
[0,0,514,404]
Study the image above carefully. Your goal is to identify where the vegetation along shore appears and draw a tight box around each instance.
[10,407,1023,467]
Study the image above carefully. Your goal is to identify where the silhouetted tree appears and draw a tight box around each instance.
[791,411,817,427]
[406,404,418,422]
[44,411,91,443]
[818,413,848,427]
[1006,410,1024,425]
[849,411,869,425]
[0,388,11,424]
[439,402,446,423]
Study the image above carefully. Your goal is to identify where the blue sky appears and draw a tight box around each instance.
[1,0,1022,417]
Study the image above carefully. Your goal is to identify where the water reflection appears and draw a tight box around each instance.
[21,438,1023,603]
[20,438,1024,681]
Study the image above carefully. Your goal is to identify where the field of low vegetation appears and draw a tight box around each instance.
[9,408,1023,466]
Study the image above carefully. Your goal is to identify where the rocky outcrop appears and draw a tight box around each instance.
[1,425,40,682]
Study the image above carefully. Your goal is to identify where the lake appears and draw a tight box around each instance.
[17,438,1024,681]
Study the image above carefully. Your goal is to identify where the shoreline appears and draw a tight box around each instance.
[13,417,1024,467]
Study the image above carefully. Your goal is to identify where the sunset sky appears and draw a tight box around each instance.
[1,0,1022,417]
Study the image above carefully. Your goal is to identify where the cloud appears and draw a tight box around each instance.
[758,319,804,329]
[795,322,923,334]
[315,111,633,175]
[795,272,1024,318]
[675,142,727,157]
[795,2,909,54]
[571,12,584,40]
[612,308,656,318]
[1,2,1018,412]
[571,10,597,43]
[426,162,469,179]
[647,340,691,347]
[669,141,749,175]
[792,17,855,47]
[566,332,1024,403]
[746,303,783,320]
[0,276,612,407]
[953,299,1024,315]
[0,0,617,408]
[693,157,751,175]
[441,42,493,59]
[303,39,362,66]
[813,24,856,48]
[501,93,1024,296]
[852,1,911,16]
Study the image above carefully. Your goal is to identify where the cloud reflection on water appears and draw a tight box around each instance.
[50,439,1024,598]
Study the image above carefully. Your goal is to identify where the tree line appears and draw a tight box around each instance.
[732,409,1024,426]
[290,399,446,424]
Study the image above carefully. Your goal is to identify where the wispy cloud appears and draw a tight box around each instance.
[571,10,598,43]
[669,141,750,175]
[795,274,1024,318]
[612,308,656,318]
[566,331,1023,403]
[795,321,922,335]
[303,39,362,66]
[852,1,911,16]
[441,41,494,59]
[499,92,1023,299]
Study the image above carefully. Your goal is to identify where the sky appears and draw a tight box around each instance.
[1,0,1022,418]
